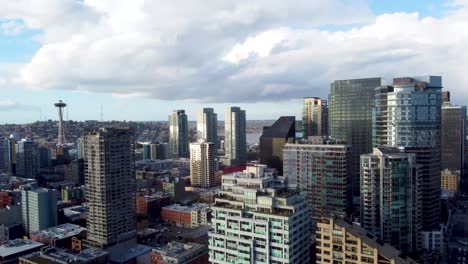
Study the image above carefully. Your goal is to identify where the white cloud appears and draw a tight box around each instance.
[1,20,25,35]
[0,0,467,104]
[0,99,39,112]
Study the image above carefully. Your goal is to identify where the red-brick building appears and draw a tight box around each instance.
[136,193,171,219]
[0,192,13,208]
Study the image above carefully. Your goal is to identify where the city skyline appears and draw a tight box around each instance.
[1,0,468,122]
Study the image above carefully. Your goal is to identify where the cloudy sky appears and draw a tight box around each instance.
[0,0,467,123]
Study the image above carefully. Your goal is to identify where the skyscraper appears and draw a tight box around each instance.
[329,77,384,198]
[169,110,189,158]
[302,97,328,138]
[208,164,310,263]
[15,139,40,179]
[360,148,422,253]
[441,103,466,173]
[464,115,468,193]
[142,143,151,160]
[197,108,218,151]
[283,141,352,228]
[150,142,168,160]
[259,116,295,174]
[190,141,215,188]
[224,107,246,166]
[373,76,442,230]
[0,137,16,175]
[22,186,58,235]
[83,127,136,249]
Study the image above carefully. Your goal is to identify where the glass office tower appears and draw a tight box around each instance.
[169,110,189,158]
[302,97,328,138]
[329,78,384,198]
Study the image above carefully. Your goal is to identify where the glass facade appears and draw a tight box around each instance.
[283,143,352,229]
[169,110,189,158]
[329,78,384,197]
[373,76,442,231]
[360,148,421,253]
[302,97,328,138]
[224,107,246,166]
[441,105,466,172]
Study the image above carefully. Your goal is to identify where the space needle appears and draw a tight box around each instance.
[54,100,67,147]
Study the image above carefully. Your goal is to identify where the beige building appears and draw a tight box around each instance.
[190,141,216,188]
[316,217,417,264]
[83,127,136,249]
[441,169,460,192]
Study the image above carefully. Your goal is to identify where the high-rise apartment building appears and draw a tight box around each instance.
[209,164,310,264]
[224,107,246,166]
[21,186,58,235]
[373,76,442,231]
[190,141,216,188]
[441,103,466,173]
[0,137,16,175]
[169,110,189,158]
[259,116,295,174]
[283,141,352,228]
[329,78,384,197]
[360,148,422,253]
[15,139,40,179]
[197,108,218,151]
[302,97,328,138]
[316,217,418,264]
[83,127,136,249]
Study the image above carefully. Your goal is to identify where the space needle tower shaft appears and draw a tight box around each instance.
[54,100,67,146]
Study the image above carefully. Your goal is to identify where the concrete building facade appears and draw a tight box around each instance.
[190,141,216,188]
[316,217,417,264]
[83,127,136,249]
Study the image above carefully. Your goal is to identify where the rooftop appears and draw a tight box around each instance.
[0,239,44,257]
[152,241,206,260]
[20,247,108,263]
[163,203,210,212]
[109,243,151,263]
[31,224,86,240]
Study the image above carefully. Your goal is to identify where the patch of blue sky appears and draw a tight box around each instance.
[369,0,457,18]
[0,19,41,63]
